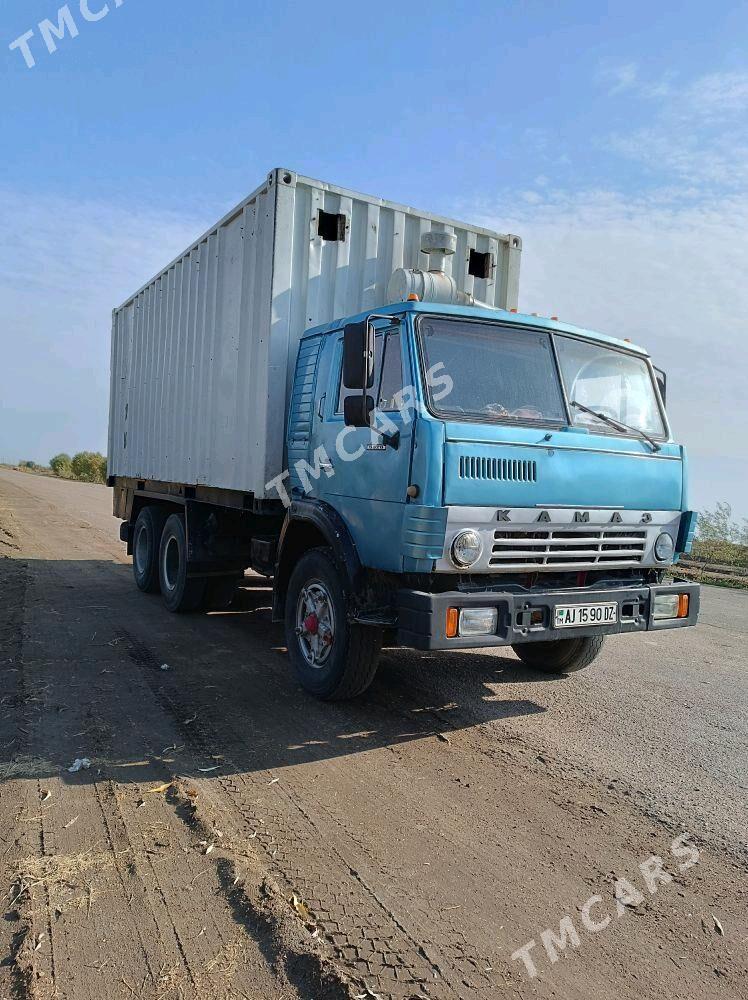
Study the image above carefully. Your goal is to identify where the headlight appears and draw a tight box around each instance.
[451,530,483,568]
[654,532,675,562]
[459,607,498,636]
[653,593,691,620]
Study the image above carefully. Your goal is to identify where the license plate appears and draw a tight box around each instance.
[554,603,618,628]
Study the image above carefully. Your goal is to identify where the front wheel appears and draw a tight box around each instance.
[511,635,605,675]
[285,547,382,700]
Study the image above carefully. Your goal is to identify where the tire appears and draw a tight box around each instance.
[512,635,605,675]
[285,547,382,700]
[132,505,167,593]
[158,513,207,613]
[203,576,238,611]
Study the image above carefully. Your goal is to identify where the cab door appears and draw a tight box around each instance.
[317,324,413,505]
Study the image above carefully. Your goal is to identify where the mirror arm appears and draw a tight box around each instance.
[361,313,401,428]
[360,319,371,420]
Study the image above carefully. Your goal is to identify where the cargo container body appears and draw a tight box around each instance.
[108,169,521,498]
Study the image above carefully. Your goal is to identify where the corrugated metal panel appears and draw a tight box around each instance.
[110,177,278,492]
[110,168,520,497]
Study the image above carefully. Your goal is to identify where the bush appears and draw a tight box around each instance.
[697,502,748,545]
[50,453,73,478]
[70,452,108,484]
[18,460,37,469]
[690,502,748,569]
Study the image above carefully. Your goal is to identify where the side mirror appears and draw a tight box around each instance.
[343,321,375,390]
[654,366,667,406]
[344,394,374,428]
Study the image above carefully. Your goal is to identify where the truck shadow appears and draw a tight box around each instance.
[1,559,556,787]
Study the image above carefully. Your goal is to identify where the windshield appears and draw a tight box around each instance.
[555,336,666,439]
[419,318,566,424]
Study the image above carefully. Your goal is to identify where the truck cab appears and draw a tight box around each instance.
[276,300,699,696]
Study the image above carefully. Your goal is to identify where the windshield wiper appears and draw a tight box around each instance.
[570,400,661,452]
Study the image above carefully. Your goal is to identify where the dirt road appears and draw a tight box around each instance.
[1,468,746,1000]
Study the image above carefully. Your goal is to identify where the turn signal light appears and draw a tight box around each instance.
[446,608,459,638]
[677,593,690,619]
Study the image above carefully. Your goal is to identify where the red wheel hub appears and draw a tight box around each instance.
[303,612,319,635]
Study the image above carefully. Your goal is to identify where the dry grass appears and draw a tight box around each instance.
[17,850,116,886]
[678,563,748,590]
[0,755,57,780]
[0,463,54,478]
[12,849,123,915]
[205,936,248,979]
[691,538,748,569]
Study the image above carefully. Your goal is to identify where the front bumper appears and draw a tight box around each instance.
[396,580,700,650]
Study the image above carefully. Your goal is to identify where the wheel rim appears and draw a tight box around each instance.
[163,535,180,592]
[295,579,335,669]
[134,524,149,575]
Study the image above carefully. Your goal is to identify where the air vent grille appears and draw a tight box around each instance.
[458,456,537,483]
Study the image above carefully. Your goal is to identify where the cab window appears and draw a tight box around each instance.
[336,329,402,413]
[377,331,403,411]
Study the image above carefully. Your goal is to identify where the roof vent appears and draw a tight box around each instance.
[420,230,457,274]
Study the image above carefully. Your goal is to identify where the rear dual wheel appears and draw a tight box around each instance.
[158,513,207,612]
[132,506,237,613]
[132,506,167,593]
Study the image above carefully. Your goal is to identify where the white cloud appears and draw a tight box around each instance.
[603,68,748,188]
[0,190,209,464]
[685,71,748,119]
[598,61,676,100]
[605,127,748,187]
[599,61,639,95]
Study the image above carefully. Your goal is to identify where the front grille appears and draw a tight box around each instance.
[458,456,537,482]
[490,528,647,568]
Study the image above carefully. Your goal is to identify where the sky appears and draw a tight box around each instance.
[1,0,746,518]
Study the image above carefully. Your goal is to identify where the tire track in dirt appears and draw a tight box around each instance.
[0,536,353,999]
[95,597,748,1000]
[113,628,459,1000]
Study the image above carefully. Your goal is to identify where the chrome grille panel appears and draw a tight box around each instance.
[435,507,682,574]
[490,528,647,568]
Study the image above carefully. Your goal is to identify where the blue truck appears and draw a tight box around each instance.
[109,169,699,699]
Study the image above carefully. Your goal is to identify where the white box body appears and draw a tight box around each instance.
[108,168,521,497]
